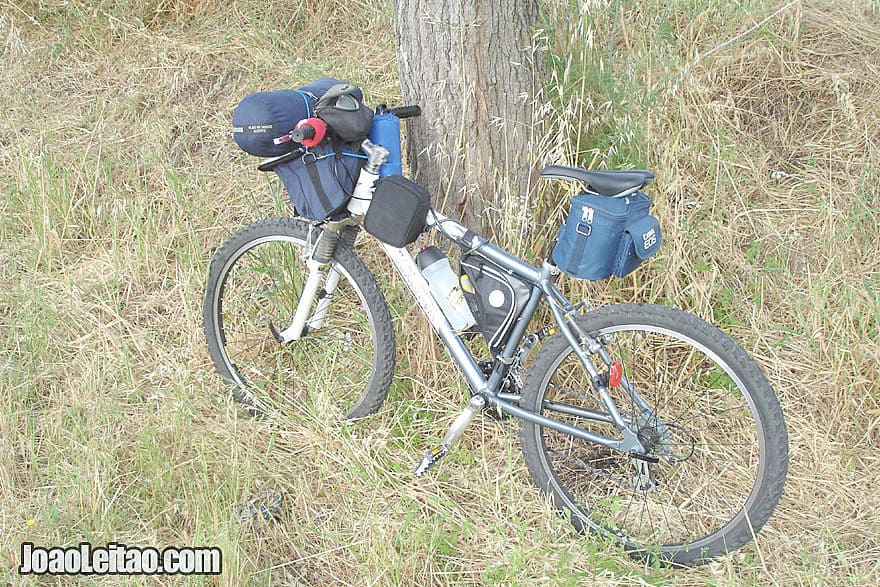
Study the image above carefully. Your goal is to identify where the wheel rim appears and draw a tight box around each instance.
[210,234,380,419]
[536,322,765,558]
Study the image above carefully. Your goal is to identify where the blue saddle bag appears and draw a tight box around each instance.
[552,192,662,280]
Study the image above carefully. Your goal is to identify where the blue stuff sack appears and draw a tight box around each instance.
[232,78,362,157]
[552,192,661,280]
[273,140,366,221]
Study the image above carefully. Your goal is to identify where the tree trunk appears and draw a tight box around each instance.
[394,0,543,238]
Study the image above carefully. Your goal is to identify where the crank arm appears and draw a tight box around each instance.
[415,395,486,476]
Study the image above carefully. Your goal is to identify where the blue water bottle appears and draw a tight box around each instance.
[369,113,402,177]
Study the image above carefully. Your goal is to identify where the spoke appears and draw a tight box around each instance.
[536,319,763,554]
[670,475,693,543]
[214,235,379,418]
[546,447,635,491]
[638,492,650,542]
[621,491,634,537]
[658,486,673,544]
[548,381,605,410]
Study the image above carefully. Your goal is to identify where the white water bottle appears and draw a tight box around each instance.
[416,247,476,332]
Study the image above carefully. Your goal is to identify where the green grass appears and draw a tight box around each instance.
[2,0,880,585]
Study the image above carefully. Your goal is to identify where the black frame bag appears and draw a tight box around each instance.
[460,254,531,353]
[273,139,365,221]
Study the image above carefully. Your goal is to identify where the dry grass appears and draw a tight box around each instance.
[1,0,878,585]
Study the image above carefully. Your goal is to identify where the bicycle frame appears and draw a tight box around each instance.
[276,139,650,458]
[389,211,648,455]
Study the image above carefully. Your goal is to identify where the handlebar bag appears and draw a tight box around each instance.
[459,254,531,354]
[232,78,363,157]
[273,139,366,221]
[552,192,661,280]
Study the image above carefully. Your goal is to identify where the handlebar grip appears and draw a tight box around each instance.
[290,125,316,143]
[389,105,421,119]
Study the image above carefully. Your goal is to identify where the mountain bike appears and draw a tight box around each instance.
[203,94,788,566]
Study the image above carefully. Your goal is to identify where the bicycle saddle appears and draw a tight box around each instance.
[540,165,654,197]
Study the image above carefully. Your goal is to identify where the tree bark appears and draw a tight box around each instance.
[394,0,543,238]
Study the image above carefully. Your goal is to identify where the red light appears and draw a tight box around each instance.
[609,362,623,387]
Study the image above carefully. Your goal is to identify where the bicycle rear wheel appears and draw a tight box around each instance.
[519,303,787,566]
[203,218,395,420]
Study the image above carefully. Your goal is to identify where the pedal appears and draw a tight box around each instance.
[414,444,448,477]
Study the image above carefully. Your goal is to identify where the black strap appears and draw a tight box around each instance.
[305,157,333,214]
[331,137,356,197]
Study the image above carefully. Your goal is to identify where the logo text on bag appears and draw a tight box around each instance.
[643,228,657,250]
[233,124,277,135]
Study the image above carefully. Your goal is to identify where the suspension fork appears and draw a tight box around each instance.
[308,264,342,330]
[275,140,388,342]
[273,223,359,343]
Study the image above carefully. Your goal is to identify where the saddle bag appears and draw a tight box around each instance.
[459,254,531,353]
[231,78,362,157]
[552,192,661,280]
[273,140,366,221]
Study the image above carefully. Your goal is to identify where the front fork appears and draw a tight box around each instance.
[275,139,389,343]
[309,265,342,330]
[273,223,356,343]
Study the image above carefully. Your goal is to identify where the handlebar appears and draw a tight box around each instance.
[388,105,421,119]
[293,105,420,146]
[290,125,315,143]
[280,104,420,155]
[258,102,420,172]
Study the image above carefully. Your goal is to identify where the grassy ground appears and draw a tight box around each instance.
[2,0,878,584]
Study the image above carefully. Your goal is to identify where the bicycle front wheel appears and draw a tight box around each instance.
[519,303,788,566]
[203,218,395,420]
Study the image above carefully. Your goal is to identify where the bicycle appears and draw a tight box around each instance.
[204,90,788,567]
